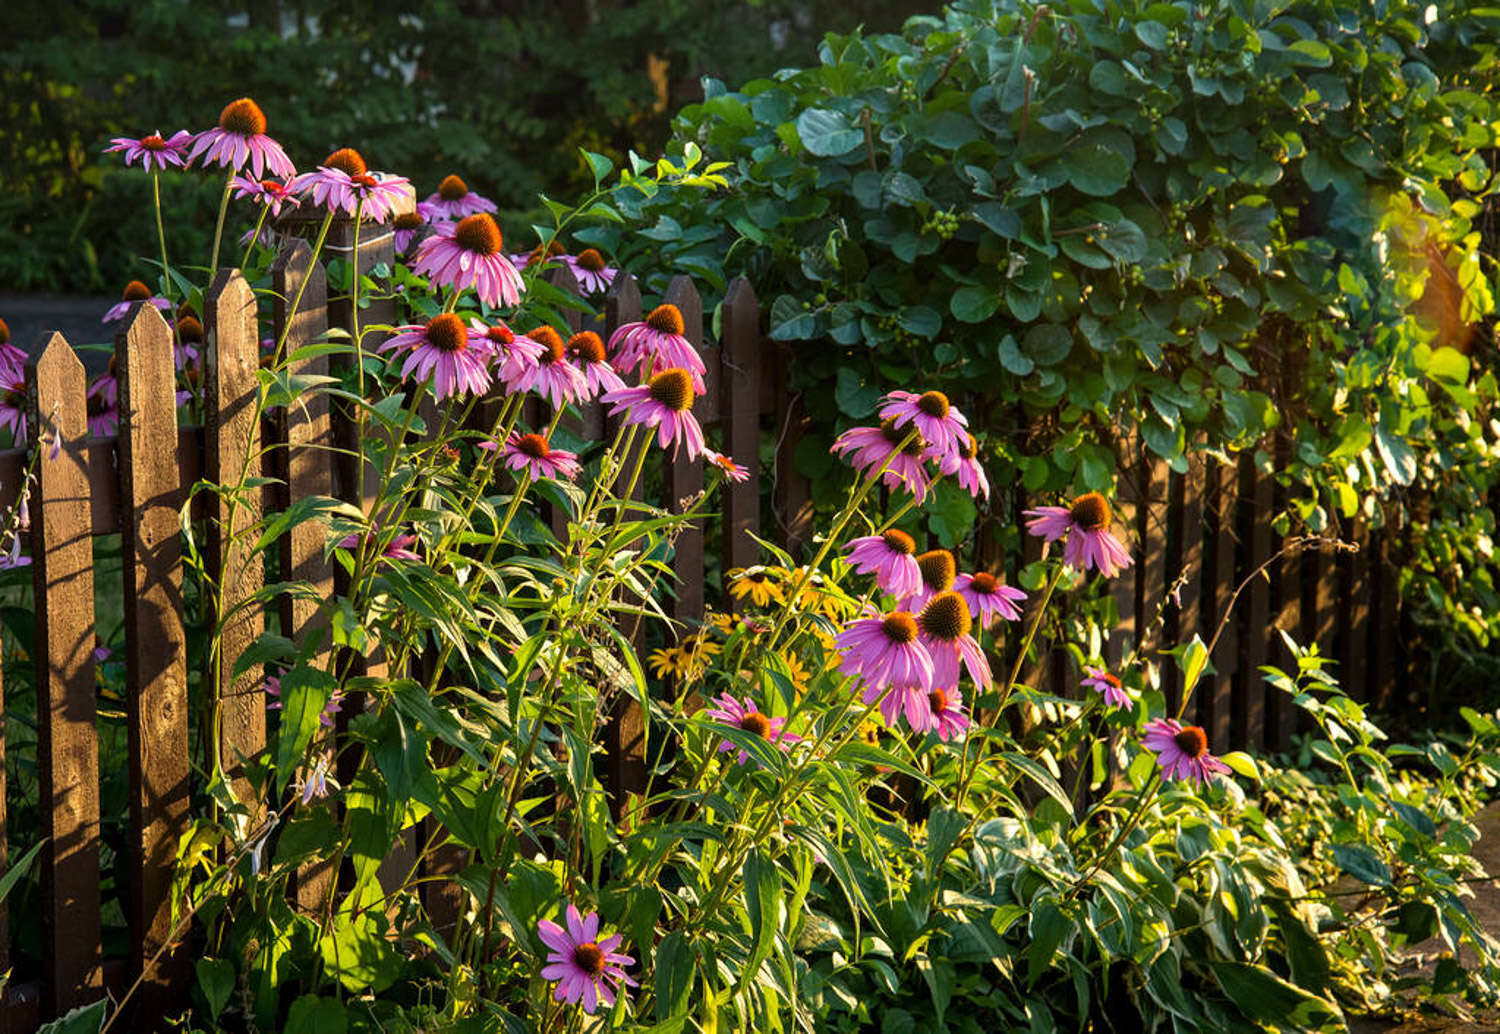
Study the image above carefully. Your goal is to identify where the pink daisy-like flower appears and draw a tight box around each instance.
[927,686,970,741]
[511,240,567,271]
[917,591,992,690]
[103,281,171,324]
[565,331,625,397]
[485,432,582,482]
[411,214,525,309]
[879,389,969,457]
[601,368,706,460]
[705,450,750,482]
[86,375,119,437]
[703,692,800,764]
[506,327,588,407]
[564,248,618,294]
[0,361,27,445]
[0,320,21,368]
[287,149,410,222]
[830,419,932,500]
[1024,492,1135,579]
[1082,666,1132,709]
[393,210,427,253]
[941,432,990,500]
[953,571,1026,625]
[1142,718,1232,786]
[844,529,921,599]
[607,304,707,391]
[422,174,497,221]
[231,174,299,218]
[264,673,282,712]
[380,313,492,399]
[862,679,934,733]
[187,97,295,179]
[833,609,933,692]
[103,129,192,172]
[899,549,957,613]
[538,905,638,1015]
[337,528,421,563]
[470,319,545,381]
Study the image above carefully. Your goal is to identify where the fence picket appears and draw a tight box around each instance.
[772,343,812,556]
[1238,453,1272,751]
[663,276,706,630]
[1206,460,1237,750]
[720,278,761,585]
[1174,455,1206,724]
[27,333,104,1019]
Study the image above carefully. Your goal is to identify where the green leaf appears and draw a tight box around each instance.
[35,1000,107,1034]
[835,367,883,418]
[320,907,403,993]
[796,108,863,156]
[1331,843,1390,886]
[1180,634,1208,699]
[972,202,1021,238]
[951,286,1001,323]
[1391,800,1437,839]
[1219,751,1259,780]
[195,958,235,1020]
[898,306,942,338]
[1374,421,1416,486]
[1285,39,1333,67]
[1210,961,1341,1027]
[275,667,337,795]
[655,930,695,1021]
[1022,324,1073,365]
[1426,346,1470,384]
[0,837,45,904]
[998,336,1035,376]
[1026,899,1071,986]
[1133,21,1169,49]
[284,995,350,1034]
[739,850,779,990]
[581,148,614,184]
[1062,140,1131,197]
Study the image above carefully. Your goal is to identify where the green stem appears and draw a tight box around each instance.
[1066,772,1160,899]
[272,208,337,364]
[151,172,173,299]
[208,168,235,278]
[240,202,270,273]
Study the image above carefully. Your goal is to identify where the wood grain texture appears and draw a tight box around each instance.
[1175,454,1206,726]
[1139,454,1170,704]
[1206,460,1238,750]
[1107,436,1140,663]
[27,333,104,1019]
[1238,452,1272,752]
[663,276,706,629]
[116,302,191,1014]
[720,278,761,590]
[772,342,812,556]
[204,270,265,808]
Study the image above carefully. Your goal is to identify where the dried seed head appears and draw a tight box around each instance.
[515,433,550,458]
[566,331,606,364]
[530,326,565,363]
[928,688,950,713]
[139,134,168,151]
[917,550,956,593]
[916,390,950,418]
[486,324,514,346]
[1173,725,1209,759]
[176,316,204,343]
[969,572,998,594]
[880,529,915,555]
[739,711,772,739]
[572,942,606,976]
[122,280,152,302]
[394,211,424,230]
[881,611,919,645]
[576,248,607,271]
[880,417,927,456]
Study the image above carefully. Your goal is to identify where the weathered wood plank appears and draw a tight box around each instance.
[1175,453,1206,725]
[772,342,812,556]
[664,276,706,630]
[1344,517,1371,700]
[1107,436,1141,663]
[1371,524,1399,710]
[720,277,761,594]
[1238,452,1272,752]
[1139,453,1170,705]
[27,333,104,1019]
[1206,460,1238,749]
[204,270,265,808]
[116,302,191,1013]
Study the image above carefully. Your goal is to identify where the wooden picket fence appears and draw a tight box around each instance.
[0,219,1404,1030]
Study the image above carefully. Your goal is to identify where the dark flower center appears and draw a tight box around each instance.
[176,316,204,343]
[87,393,108,418]
[260,179,281,193]
[1100,671,1122,688]
[177,303,197,321]
[1070,492,1111,531]
[576,248,607,272]
[711,454,739,473]
[745,570,769,583]
[531,326,565,363]
[0,318,8,344]
[567,331,606,364]
[394,211,424,230]
[527,241,566,265]
[958,433,978,460]
[516,433,550,459]
[645,304,685,336]
[917,390,950,418]
[970,572,998,594]
[881,612,918,645]
[917,550,956,592]
[141,134,167,151]
[424,314,468,353]
[486,324,514,345]
[739,712,772,739]
[880,529,915,555]
[4,387,24,408]
[122,280,152,302]
[647,369,694,412]
[453,214,503,256]
[218,97,268,136]
[350,173,378,189]
[919,591,971,642]
[324,148,367,177]
[928,688,950,713]
[1174,725,1209,759]
[879,418,927,456]
[438,174,468,200]
[572,942,606,976]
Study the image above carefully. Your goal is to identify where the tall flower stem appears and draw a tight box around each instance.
[239,203,271,273]
[151,172,173,299]
[1066,771,1160,900]
[271,209,336,363]
[208,168,236,277]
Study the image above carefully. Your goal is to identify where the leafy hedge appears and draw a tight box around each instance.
[578,0,1500,700]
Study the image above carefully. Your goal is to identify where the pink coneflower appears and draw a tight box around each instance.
[601,368,706,460]
[844,529,921,599]
[863,679,933,733]
[0,320,21,368]
[471,319,545,380]
[0,361,27,445]
[831,419,932,500]
[488,432,582,482]
[565,332,625,396]
[538,905,637,1015]
[953,571,1026,625]
[704,450,750,482]
[1082,666,1131,709]
[422,174,497,221]
[927,686,970,741]
[941,432,990,500]
[564,248,618,294]
[86,376,118,437]
[512,239,567,271]
[380,313,492,399]
[104,130,192,172]
[917,591,992,690]
[393,210,427,253]
[231,175,299,217]
[704,692,800,764]
[287,149,409,222]
[1143,718,1231,786]
[337,525,421,563]
[264,673,282,711]
[833,609,933,692]
[187,97,294,178]
[899,549,957,612]
[607,304,707,391]
[411,214,525,308]
[506,326,588,407]
[879,389,968,456]
[1024,492,1134,578]
[103,280,171,324]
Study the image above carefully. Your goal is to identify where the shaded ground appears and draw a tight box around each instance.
[0,293,119,373]
[1348,804,1500,1033]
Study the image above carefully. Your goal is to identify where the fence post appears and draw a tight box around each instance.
[27,333,104,1019]
[720,278,761,589]
[1237,451,1272,752]
[205,270,265,808]
[1205,460,1238,750]
[116,302,191,1017]
[663,276,706,630]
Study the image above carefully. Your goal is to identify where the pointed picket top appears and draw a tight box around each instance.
[547,262,585,333]
[603,271,642,339]
[120,295,173,350]
[720,277,761,581]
